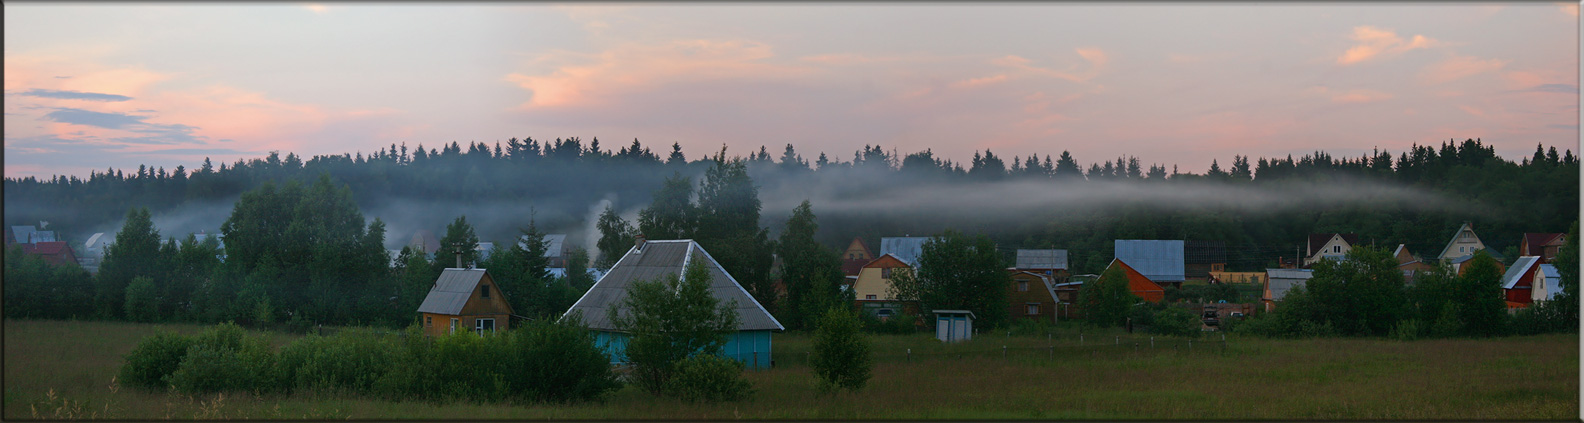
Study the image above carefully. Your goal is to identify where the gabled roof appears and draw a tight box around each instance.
[23,241,71,256]
[1308,233,1359,255]
[1437,222,1479,260]
[1010,270,1059,303]
[1106,259,1165,300]
[1537,264,1563,301]
[561,239,783,332]
[1266,268,1315,280]
[1501,256,1541,289]
[1113,240,1185,282]
[11,226,37,244]
[1524,233,1565,251]
[844,237,873,258]
[30,231,56,243]
[518,234,567,258]
[1015,249,1068,270]
[879,237,929,267]
[417,268,506,315]
[85,233,107,250]
[862,254,911,269]
[410,230,440,254]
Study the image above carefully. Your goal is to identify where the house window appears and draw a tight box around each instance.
[1017,281,1029,292]
[480,284,491,299]
[1333,245,1341,253]
[866,294,877,300]
[425,316,433,327]
[1460,247,1466,253]
[450,318,459,334]
[1027,303,1039,315]
[881,268,892,279]
[476,318,496,334]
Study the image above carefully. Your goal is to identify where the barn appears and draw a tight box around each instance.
[561,239,783,369]
[416,268,515,336]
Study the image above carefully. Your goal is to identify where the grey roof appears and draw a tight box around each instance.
[417,268,491,315]
[85,233,107,250]
[1264,268,1314,301]
[879,237,929,267]
[11,226,37,244]
[1015,249,1069,270]
[30,231,57,243]
[519,234,567,258]
[1114,240,1185,282]
[561,240,783,332]
[1501,256,1541,289]
[1537,264,1563,301]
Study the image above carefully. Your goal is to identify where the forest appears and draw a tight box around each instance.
[5,137,1578,275]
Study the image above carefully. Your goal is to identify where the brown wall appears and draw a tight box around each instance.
[420,273,515,337]
[1008,272,1057,323]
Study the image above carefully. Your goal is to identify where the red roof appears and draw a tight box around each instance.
[841,259,868,276]
[22,241,78,267]
[1108,259,1165,303]
[1523,233,1564,254]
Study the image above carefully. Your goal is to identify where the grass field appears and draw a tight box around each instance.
[4,318,1578,419]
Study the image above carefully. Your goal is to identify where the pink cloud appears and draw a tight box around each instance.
[1336,26,1439,65]
[506,39,811,109]
[951,74,1007,89]
[993,47,1108,83]
[1419,54,1507,84]
[1559,3,1580,17]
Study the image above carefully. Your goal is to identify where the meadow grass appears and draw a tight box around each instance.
[4,318,1577,419]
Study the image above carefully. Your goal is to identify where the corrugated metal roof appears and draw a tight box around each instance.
[561,240,783,332]
[1501,256,1541,289]
[417,268,489,315]
[518,234,567,258]
[85,233,106,250]
[30,231,57,243]
[1113,240,1184,282]
[11,226,36,244]
[1537,264,1562,301]
[1264,268,1313,301]
[1015,249,1068,270]
[879,237,929,267]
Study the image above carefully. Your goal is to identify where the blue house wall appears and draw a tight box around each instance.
[594,330,773,370]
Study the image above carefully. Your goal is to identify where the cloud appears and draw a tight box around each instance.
[1420,54,1506,84]
[1525,84,1579,94]
[1303,86,1394,104]
[1560,3,1580,17]
[305,3,327,13]
[19,89,131,102]
[44,108,146,129]
[951,74,1007,89]
[992,48,1108,83]
[506,39,811,109]
[1336,26,1439,65]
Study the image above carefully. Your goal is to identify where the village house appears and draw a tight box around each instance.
[1520,232,1566,263]
[1007,270,1060,324]
[1500,256,1543,307]
[80,232,112,273]
[561,238,782,369]
[1262,268,1314,312]
[23,241,79,267]
[1531,264,1564,303]
[1014,249,1070,281]
[1113,240,1185,288]
[1438,222,1489,263]
[416,268,515,336]
[1102,258,1166,303]
[839,237,874,277]
[851,254,914,320]
[1184,240,1227,281]
[1304,233,1359,267]
[1394,244,1435,284]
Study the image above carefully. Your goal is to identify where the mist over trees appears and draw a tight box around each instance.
[3,137,1578,277]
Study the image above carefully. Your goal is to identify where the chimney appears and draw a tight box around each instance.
[635,234,647,252]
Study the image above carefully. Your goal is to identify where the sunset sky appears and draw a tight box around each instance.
[4,3,1578,179]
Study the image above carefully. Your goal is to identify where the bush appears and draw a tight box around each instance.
[119,331,195,390]
[811,308,871,393]
[1390,319,1423,341]
[1151,306,1201,337]
[124,276,159,323]
[1430,301,1464,338]
[166,335,275,395]
[286,330,395,395]
[665,354,752,403]
[507,319,621,403]
[860,311,917,335]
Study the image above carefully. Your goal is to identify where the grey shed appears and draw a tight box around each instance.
[1015,249,1069,270]
[1264,268,1314,302]
[561,239,783,332]
[880,237,930,267]
[1114,240,1185,282]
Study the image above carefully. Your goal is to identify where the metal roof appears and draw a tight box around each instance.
[85,233,107,250]
[417,268,491,315]
[561,240,783,332]
[1015,249,1068,270]
[518,234,567,258]
[11,226,36,244]
[1537,264,1563,301]
[1264,268,1314,301]
[30,231,57,243]
[1113,240,1185,282]
[1500,256,1541,289]
[879,237,929,267]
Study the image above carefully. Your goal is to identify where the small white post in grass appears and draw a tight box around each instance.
[1115,336,1119,346]
[907,348,911,363]
[1151,337,1155,349]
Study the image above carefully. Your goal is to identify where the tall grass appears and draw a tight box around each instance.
[4,319,1577,419]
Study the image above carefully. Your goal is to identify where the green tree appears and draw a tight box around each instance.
[810,307,871,393]
[608,258,740,395]
[1300,246,1407,337]
[776,200,847,330]
[97,207,165,319]
[595,205,636,268]
[435,216,480,268]
[892,230,1010,329]
[1454,251,1507,337]
[694,151,778,314]
[638,172,696,240]
[1078,264,1137,327]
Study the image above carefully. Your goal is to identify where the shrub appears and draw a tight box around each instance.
[119,331,195,390]
[811,308,871,393]
[508,319,621,403]
[1390,319,1423,341]
[166,335,274,395]
[1151,306,1201,337]
[860,311,917,335]
[124,276,159,323]
[286,330,395,395]
[1430,301,1464,338]
[665,354,752,403]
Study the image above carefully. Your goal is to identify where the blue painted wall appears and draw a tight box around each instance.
[594,330,773,370]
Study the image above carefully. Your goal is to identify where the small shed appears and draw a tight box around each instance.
[417,268,514,336]
[933,310,975,343]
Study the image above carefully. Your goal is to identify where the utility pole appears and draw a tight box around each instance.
[453,241,466,268]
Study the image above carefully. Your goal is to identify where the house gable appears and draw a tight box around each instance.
[418,268,514,317]
[561,239,783,332]
[1438,222,1487,261]
[853,254,912,302]
[1106,259,1165,302]
[843,237,873,262]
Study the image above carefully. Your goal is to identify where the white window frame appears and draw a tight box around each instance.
[450,318,459,334]
[866,294,877,300]
[476,318,496,335]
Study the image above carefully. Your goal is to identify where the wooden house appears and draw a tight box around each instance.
[1304,233,1359,267]
[1114,240,1185,288]
[1263,268,1314,312]
[1102,258,1166,303]
[840,237,874,277]
[22,241,78,267]
[561,239,783,369]
[1500,256,1543,305]
[1520,233,1566,263]
[1014,249,1070,281]
[1438,222,1489,263]
[852,254,914,320]
[1007,270,1060,324]
[1394,244,1435,284]
[1184,240,1227,281]
[417,268,514,336]
[1532,264,1564,303]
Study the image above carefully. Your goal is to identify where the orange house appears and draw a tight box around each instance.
[417,268,515,336]
[1104,258,1166,303]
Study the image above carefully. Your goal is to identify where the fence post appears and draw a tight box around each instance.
[1003,345,1007,359]
[907,348,911,363]
[1189,339,1193,353]
[1080,333,1084,345]
[1151,337,1155,349]
[1115,336,1119,346]
[1048,345,1053,360]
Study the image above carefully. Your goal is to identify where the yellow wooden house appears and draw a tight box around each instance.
[417,268,514,336]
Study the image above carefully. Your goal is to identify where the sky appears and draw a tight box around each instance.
[4,3,1579,179]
